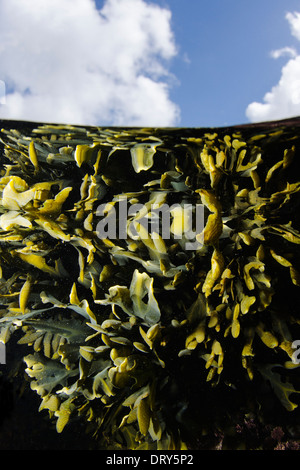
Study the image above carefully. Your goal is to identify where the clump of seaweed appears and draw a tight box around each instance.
[0,121,299,449]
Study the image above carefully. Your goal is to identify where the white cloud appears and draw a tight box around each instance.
[246,11,300,123]
[286,11,300,41]
[0,0,180,126]
[270,46,297,60]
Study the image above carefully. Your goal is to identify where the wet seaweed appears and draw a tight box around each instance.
[0,120,299,449]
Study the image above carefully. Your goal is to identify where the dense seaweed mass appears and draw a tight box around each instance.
[0,120,299,450]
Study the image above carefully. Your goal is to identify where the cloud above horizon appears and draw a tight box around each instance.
[0,0,180,126]
[246,11,300,123]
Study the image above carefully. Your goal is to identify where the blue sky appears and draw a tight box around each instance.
[156,0,300,126]
[1,0,300,127]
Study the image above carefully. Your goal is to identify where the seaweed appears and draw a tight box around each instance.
[0,120,299,449]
